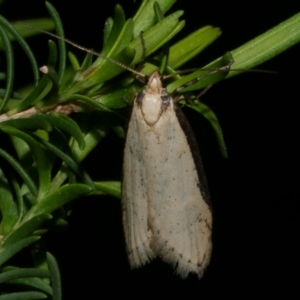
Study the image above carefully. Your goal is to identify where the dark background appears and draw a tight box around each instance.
[1,0,299,297]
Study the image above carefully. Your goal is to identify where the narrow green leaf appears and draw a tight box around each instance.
[0,291,47,299]
[2,117,52,132]
[80,51,93,71]
[51,124,110,190]
[2,214,52,247]
[0,177,18,234]
[9,135,32,168]
[168,26,221,69]
[30,134,94,188]
[73,17,134,89]
[0,268,50,284]
[27,184,92,218]
[188,101,227,158]
[0,125,51,200]
[0,148,38,197]
[45,1,66,84]
[218,12,300,78]
[102,4,127,55]
[129,11,185,66]
[62,46,135,96]
[0,236,40,266]
[94,85,136,109]
[7,75,50,115]
[47,252,62,300]
[0,15,39,85]
[112,125,125,139]
[46,40,58,68]
[10,175,23,225]
[34,114,85,150]
[64,94,112,111]
[34,66,59,108]
[70,123,110,162]
[93,181,121,198]
[103,17,113,46]
[167,52,233,93]
[4,277,52,296]
[0,89,22,100]
[4,19,54,44]
[133,0,176,38]
[0,25,14,114]
[68,51,81,71]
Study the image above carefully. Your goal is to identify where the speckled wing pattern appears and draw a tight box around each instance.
[122,71,212,279]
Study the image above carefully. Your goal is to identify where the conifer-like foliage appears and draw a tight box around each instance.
[0,1,300,298]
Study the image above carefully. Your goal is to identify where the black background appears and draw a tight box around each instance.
[1,0,300,297]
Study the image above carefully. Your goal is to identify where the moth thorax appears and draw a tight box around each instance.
[141,93,164,126]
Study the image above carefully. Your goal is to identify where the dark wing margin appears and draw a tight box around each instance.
[174,104,211,207]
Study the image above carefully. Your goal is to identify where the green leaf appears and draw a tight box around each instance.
[33,114,85,150]
[0,15,39,85]
[0,89,22,100]
[1,19,55,46]
[0,25,14,114]
[129,10,185,66]
[215,12,300,78]
[27,184,92,218]
[70,123,110,163]
[0,148,38,197]
[3,277,52,296]
[0,236,40,266]
[168,26,221,69]
[68,51,81,71]
[2,214,52,247]
[0,125,51,201]
[101,5,128,55]
[63,6,134,95]
[187,101,228,158]
[47,252,61,300]
[62,46,136,97]
[51,123,110,190]
[167,52,233,93]
[0,176,19,234]
[80,51,93,71]
[93,181,121,198]
[45,2,66,84]
[2,116,52,132]
[94,85,136,109]
[34,66,59,108]
[103,17,113,46]
[133,0,176,37]
[0,268,50,284]
[8,135,32,168]
[46,39,58,68]
[0,291,47,299]
[64,94,112,111]
[30,134,94,188]
[6,76,50,115]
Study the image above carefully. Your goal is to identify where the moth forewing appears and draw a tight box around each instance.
[122,71,212,279]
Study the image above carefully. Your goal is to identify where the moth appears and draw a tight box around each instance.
[122,71,212,279]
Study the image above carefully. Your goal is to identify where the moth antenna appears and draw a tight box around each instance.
[164,67,276,78]
[195,84,213,99]
[135,31,146,73]
[134,31,148,84]
[172,65,233,96]
[163,58,234,81]
[18,22,146,78]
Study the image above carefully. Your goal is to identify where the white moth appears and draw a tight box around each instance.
[122,71,212,279]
